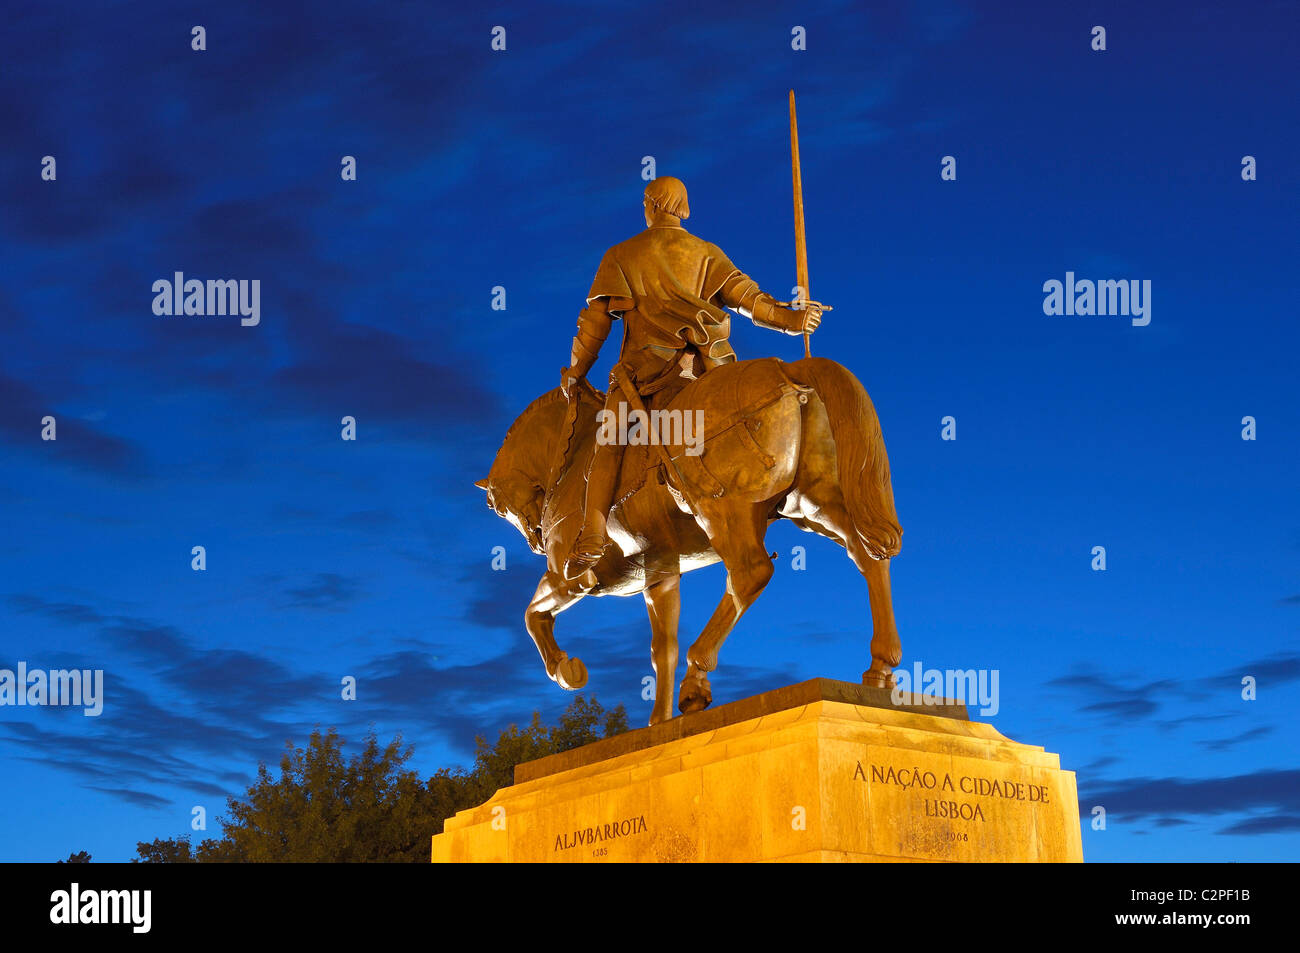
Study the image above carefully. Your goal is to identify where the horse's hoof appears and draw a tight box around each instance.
[678,676,712,714]
[555,656,588,690]
[862,667,895,690]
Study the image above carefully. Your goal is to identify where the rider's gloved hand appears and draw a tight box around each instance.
[789,304,822,334]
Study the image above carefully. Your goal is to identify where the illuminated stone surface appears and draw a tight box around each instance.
[432,678,1083,863]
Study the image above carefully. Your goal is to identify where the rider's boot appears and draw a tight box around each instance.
[564,439,621,579]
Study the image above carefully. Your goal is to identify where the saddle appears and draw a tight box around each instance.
[609,357,812,509]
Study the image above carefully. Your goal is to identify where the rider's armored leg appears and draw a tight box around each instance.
[563,392,626,579]
[564,374,634,579]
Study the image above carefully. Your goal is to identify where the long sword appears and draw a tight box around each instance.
[789,89,813,359]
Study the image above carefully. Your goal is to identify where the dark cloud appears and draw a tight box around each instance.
[1048,655,1300,727]
[1154,712,1233,733]
[3,596,336,806]
[1081,768,1300,837]
[8,594,107,626]
[352,648,541,755]
[86,787,172,810]
[1081,755,1120,774]
[282,572,362,610]
[1045,670,1189,723]
[1218,814,1300,835]
[1,0,507,457]
[100,620,190,666]
[8,591,674,796]
[0,374,146,476]
[1218,652,1300,686]
[1200,725,1274,752]
[162,648,327,714]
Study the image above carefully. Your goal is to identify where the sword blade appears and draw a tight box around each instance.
[789,90,811,358]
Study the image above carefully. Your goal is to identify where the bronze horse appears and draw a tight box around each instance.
[476,356,903,726]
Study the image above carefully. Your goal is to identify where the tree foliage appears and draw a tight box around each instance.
[134,694,628,863]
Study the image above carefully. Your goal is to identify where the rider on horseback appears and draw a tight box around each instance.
[560,176,822,580]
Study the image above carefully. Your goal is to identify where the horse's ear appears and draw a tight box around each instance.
[474,478,489,491]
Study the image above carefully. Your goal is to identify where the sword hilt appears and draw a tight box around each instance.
[775,299,833,313]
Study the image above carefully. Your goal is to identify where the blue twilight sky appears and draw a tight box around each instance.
[1,0,1297,862]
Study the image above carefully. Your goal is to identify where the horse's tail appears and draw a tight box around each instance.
[786,357,902,560]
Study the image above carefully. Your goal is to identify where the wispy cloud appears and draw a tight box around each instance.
[1081,768,1300,837]
[282,573,362,610]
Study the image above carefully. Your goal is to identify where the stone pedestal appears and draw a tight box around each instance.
[431,678,1083,863]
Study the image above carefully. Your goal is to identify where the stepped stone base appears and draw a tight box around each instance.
[431,678,1084,863]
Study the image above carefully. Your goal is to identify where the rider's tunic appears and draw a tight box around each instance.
[587,224,770,398]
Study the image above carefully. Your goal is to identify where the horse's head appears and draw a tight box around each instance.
[476,386,577,555]
[476,469,545,554]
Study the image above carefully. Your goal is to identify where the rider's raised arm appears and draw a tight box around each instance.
[716,272,810,336]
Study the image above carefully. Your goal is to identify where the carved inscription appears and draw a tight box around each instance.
[553,814,648,852]
[853,761,1050,822]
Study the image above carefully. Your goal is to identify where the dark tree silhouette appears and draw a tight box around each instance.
[134,694,628,863]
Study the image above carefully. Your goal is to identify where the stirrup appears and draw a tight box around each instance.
[563,532,607,580]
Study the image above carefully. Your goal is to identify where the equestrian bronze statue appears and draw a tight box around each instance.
[476,101,903,726]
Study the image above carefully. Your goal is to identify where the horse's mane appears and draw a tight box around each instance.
[495,383,607,499]
[503,387,566,444]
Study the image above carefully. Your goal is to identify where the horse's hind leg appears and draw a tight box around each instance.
[787,495,900,688]
[525,571,588,690]
[679,506,774,713]
[643,565,680,726]
[857,556,900,687]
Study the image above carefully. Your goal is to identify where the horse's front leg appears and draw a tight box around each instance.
[678,507,775,714]
[525,571,588,690]
[642,568,680,726]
